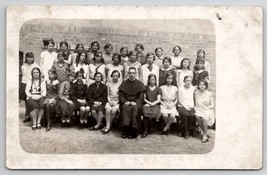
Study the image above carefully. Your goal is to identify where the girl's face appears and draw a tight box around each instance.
[182,60,190,69]
[69,75,75,83]
[129,53,137,62]
[112,72,119,82]
[76,74,83,83]
[58,54,64,62]
[199,81,206,91]
[149,76,156,86]
[91,43,99,51]
[47,43,54,52]
[184,77,192,87]
[163,60,170,68]
[173,47,181,56]
[48,71,55,80]
[155,49,163,57]
[32,69,40,79]
[113,55,120,65]
[197,62,204,70]
[77,45,84,52]
[105,46,113,54]
[60,44,68,52]
[147,55,154,65]
[95,54,102,63]
[121,49,128,57]
[26,56,34,64]
[166,76,173,85]
[80,53,86,62]
[197,51,205,60]
[95,74,102,82]
[136,46,143,53]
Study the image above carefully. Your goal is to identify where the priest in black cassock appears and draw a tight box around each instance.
[118,67,145,139]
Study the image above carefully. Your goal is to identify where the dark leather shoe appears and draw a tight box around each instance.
[141,132,148,138]
[128,135,133,139]
[121,133,127,139]
[23,117,31,123]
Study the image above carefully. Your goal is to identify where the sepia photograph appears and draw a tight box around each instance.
[18,18,216,154]
[6,6,262,169]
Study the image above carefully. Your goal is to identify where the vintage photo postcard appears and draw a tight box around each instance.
[6,6,262,169]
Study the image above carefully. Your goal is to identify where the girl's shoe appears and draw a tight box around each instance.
[32,124,37,130]
[102,128,110,134]
[37,123,41,130]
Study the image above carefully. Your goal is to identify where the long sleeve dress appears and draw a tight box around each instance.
[86,83,107,112]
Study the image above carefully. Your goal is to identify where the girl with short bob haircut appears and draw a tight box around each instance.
[135,43,146,65]
[171,45,184,69]
[40,40,57,81]
[70,71,90,128]
[87,41,100,64]
[177,58,193,87]
[103,70,122,134]
[123,50,141,80]
[194,79,215,143]
[44,69,60,131]
[87,72,108,130]
[102,43,113,65]
[154,47,164,68]
[120,46,129,65]
[106,53,123,83]
[158,56,177,87]
[51,51,70,83]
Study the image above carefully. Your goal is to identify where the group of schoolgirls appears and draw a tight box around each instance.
[19,40,214,143]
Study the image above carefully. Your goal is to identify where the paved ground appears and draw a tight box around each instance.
[19,102,215,154]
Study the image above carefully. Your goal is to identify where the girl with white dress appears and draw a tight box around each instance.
[160,72,178,135]
[40,40,57,81]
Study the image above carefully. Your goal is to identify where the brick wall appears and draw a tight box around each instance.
[19,20,216,91]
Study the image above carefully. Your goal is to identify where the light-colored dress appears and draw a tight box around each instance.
[194,90,215,126]
[88,63,106,85]
[160,85,178,115]
[178,85,195,108]
[140,63,159,86]
[40,50,57,81]
[176,69,193,87]
[105,81,121,110]
[171,55,184,69]
[102,53,113,65]
[73,63,89,84]
[106,64,123,83]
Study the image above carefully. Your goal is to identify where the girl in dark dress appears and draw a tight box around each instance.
[192,60,209,87]
[71,71,90,128]
[87,72,108,130]
[142,74,162,138]
[44,69,60,131]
